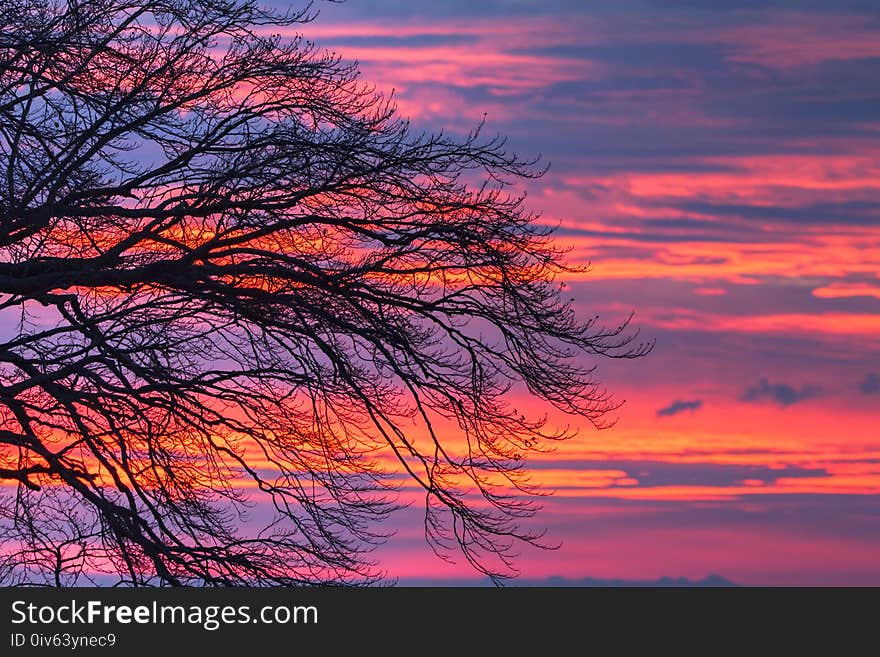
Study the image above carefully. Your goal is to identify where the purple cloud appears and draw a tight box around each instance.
[741,378,822,407]
[859,373,880,395]
[656,399,703,417]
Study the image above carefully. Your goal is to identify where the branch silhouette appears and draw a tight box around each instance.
[0,0,650,585]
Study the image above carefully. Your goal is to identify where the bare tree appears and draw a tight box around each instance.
[0,0,649,586]
[0,487,123,586]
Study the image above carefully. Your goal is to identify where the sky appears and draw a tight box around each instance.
[293,0,880,585]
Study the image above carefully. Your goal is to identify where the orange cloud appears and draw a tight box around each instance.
[813,282,880,300]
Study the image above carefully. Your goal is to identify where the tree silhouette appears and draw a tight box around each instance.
[0,0,649,585]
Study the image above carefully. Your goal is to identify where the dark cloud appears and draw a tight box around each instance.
[542,492,880,540]
[673,200,880,227]
[656,399,703,417]
[517,42,731,70]
[530,459,827,488]
[312,0,880,18]
[315,34,478,49]
[569,277,880,322]
[741,378,823,406]
[589,323,871,391]
[542,153,744,175]
[552,225,751,244]
[650,0,880,11]
[859,373,880,395]
[304,0,615,20]
[506,117,855,164]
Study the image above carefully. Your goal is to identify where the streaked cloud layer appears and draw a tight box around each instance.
[302,0,880,584]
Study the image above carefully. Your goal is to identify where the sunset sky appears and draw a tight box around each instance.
[295,0,880,585]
